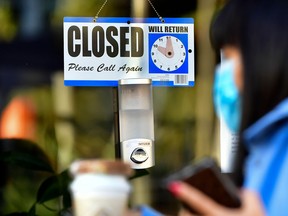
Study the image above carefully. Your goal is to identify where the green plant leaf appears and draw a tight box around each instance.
[0,138,54,173]
[5,205,38,216]
[62,190,72,209]
[36,170,72,205]
[5,213,29,216]
[28,203,36,216]
[0,152,54,173]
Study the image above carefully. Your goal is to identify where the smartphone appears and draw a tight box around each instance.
[164,157,242,214]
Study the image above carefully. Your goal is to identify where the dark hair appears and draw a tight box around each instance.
[210,0,245,50]
[210,0,288,186]
[241,0,288,128]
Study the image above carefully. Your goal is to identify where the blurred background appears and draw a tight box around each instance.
[0,0,225,215]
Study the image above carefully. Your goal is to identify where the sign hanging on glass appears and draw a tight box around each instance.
[63,17,194,87]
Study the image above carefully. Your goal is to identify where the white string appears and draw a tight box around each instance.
[146,0,165,22]
[94,0,108,22]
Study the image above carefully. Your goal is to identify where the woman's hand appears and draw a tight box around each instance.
[168,181,266,216]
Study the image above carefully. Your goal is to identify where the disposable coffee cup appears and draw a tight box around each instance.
[69,159,133,216]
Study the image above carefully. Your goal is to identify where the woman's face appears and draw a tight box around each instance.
[222,46,243,92]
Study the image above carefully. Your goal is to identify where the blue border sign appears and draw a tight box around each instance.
[63,17,194,87]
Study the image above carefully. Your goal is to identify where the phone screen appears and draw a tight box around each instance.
[165,157,241,214]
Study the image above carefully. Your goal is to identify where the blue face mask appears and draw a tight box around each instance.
[213,59,241,133]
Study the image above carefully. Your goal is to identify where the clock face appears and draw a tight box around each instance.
[151,35,186,72]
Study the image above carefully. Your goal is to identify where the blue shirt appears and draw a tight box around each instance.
[140,205,164,216]
[243,98,288,216]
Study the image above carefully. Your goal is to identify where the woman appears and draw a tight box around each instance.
[168,0,288,215]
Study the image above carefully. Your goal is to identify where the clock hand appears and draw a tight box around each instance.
[157,46,166,56]
[165,36,174,58]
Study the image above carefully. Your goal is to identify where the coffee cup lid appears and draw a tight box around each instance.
[70,159,134,177]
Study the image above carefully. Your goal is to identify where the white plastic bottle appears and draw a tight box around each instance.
[118,78,155,169]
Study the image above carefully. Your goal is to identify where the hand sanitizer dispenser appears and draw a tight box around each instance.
[118,78,155,169]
